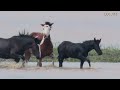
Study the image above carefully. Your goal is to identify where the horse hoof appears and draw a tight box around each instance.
[89,67,91,69]
[37,64,42,67]
[39,64,42,67]
[21,65,25,68]
[37,63,42,67]
[52,62,54,66]
[80,67,83,69]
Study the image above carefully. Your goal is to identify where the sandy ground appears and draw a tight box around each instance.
[0,61,120,79]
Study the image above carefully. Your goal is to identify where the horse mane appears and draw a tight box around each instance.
[18,29,31,38]
[45,22,51,25]
[82,40,94,46]
[11,30,32,39]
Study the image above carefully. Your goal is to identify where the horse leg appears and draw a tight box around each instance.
[17,55,26,67]
[22,60,26,67]
[10,54,25,67]
[58,55,64,67]
[52,60,54,66]
[59,59,63,67]
[10,49,26,67]
[49,53,54,66]
[80,60,85,69]
[15,55,26,67]
[86,59,91,68]
[80,58,91,69]
[14,58,20,63]
[78,54,88,69]
[37,58,42,67]
[24,49,31,63]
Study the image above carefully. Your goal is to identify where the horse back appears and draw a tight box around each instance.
[58,41,84,57]
[30,32,44,40]
[58,41,81,50]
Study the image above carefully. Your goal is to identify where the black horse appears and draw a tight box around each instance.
[58,38,102,69]
[0,32,41,67]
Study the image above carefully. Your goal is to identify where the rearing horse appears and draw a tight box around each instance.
[24,22,54,67]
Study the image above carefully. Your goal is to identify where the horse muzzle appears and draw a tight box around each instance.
[98,52,102,55]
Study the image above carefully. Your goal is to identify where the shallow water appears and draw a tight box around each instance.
[0,62,120,79]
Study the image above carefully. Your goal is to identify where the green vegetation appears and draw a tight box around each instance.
[30,47,120,62]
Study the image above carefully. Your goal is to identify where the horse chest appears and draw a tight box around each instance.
[40,43,53,57]
[83,53,88,57]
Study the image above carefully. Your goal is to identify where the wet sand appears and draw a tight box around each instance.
[0,62,120,79]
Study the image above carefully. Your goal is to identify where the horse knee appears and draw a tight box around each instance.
[14,58,20,63]
[21,56,25,60]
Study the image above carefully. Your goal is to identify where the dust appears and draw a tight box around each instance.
[0,61,22,69]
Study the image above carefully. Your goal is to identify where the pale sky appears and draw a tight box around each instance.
[0,11,120,48]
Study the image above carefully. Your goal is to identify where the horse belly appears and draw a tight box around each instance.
[0,52,10,59]
[66,51,78,58]
[41,49,53,58]
[59,47,79,59]
[0,40,10,59]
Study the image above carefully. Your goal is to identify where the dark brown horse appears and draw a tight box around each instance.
[24,22,54,67]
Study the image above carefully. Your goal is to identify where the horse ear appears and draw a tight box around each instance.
[94,38,96,41]
[41,24,44,26]
[99,39,101,42]
[50,23,54,26]
[23,29,25,35]
[19,32,20,35]
[27,32,29,35]
[19,31,21,36]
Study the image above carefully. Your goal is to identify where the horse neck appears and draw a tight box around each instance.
[47,35,51,40]
[11,37,33,53]
[44,35,51,41]
[82,41,94,53]
[18,37,33,47]
[41,35,53,47]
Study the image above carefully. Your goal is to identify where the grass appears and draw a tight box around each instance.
[29,47,120,62]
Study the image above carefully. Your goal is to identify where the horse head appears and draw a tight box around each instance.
[93,38,102,55]
[41,21,54,38]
